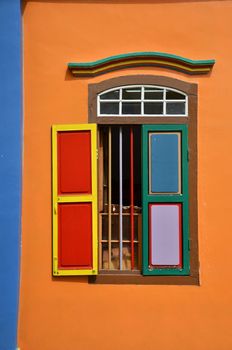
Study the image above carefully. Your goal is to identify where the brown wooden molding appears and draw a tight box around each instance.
[88,75,197,123]
[89,274,199,285]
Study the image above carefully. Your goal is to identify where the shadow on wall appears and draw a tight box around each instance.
[51,276,88,284]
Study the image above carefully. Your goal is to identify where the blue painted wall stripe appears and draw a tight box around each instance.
[150,133,179,193]
[0,1,22,349]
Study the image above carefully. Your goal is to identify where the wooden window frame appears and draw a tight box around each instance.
[98,85,188,117]
[88,75,199,285]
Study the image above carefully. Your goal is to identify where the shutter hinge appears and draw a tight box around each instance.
[96,149,99,159]
[188,239,191,251]
[187,149,190,162]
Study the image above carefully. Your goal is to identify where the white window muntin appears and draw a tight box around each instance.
[97,85,188,117]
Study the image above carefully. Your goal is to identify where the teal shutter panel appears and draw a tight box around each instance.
[150,133,179,193]
[142,124,190,276]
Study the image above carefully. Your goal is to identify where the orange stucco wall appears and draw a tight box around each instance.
[19,1,232,349]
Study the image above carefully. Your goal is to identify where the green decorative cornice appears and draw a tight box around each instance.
[68,52,215,77]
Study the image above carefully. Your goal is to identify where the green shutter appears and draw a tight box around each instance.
[142,124,190,275]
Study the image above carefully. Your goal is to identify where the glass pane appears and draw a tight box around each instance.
[112,214,119,240]
[102,214,120,240]
[144,102,163,115]
[133,243,139,270]
[122,243,131,270]
[122,88,141,100]
[102,215,108,240]
[166,90,185,100]
[150,133,181,193]
[102,243,109,269]
[111,243,120,270]
[166,102,185,115]
[144,88,163,100]
[100,102,119,114]
[122,102,141,114]
[100,90,120,100]
[134,215,139,241]
[122,214,130,240]
[122,243,140,270]
[118,214,140,241]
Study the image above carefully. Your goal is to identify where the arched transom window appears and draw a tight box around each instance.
[98,85,187,116]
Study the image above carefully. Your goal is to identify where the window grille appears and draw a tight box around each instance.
[98,86,187,116]
[98,126,142,271]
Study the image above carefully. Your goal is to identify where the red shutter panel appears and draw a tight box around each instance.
[52,124,98,276]
[58,203,92,269]
[58,131,92,194]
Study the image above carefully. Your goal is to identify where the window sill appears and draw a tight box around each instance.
[88,270,199,285]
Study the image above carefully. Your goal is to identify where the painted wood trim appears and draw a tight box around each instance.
[69,52,215,77]
[142,124,190,276]
[98,129,103,269]
[119,127,123,270]
[108,127,112,269]
[52,124,98,276]
[148,132,182,194]
[98,129,104,212]
[130,128,135,269]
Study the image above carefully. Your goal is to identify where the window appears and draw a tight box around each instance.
[98,86,187,116]
[98,124,189,277]
[52,75,199,284]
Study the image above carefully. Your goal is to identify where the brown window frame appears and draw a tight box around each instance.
[88,75,199,285]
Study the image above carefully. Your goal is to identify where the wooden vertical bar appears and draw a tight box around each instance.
[119,127,123,270]
[98,128,104,213]
[108,127,112,269]
[138,214,142,270]
[130,127,135,270]
[98,129,103,269]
